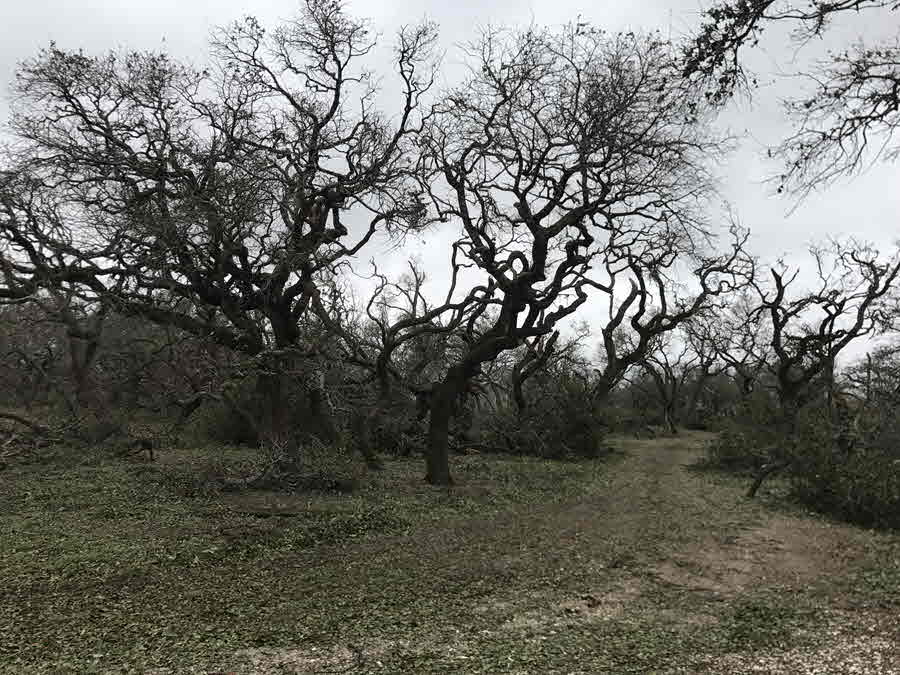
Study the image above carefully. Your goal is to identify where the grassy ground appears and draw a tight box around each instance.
[1,432,898,673]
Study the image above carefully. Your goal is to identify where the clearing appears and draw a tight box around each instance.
[1,431,898,673]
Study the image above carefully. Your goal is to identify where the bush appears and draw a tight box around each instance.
[704,393,783,471]
[789,407,900,529]
[704,424,771,472]
[790,446,900,529]
[707,396,900,529]
[479,380,608,460]
[193,375,331,447]
[596,404,660,437]
[193,379,263,446]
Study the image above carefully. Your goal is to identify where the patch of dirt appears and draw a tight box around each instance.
[225,637,471,675]
[229,644,367,674]
[219,491,316,516]
[652,514,875,598]
[556,581,643,620]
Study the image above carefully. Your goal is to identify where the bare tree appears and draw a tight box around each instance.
[684,0,900,195]
[757,241,900,415]
[327,256,487,462]
[745,239,900,496]
[635,320,726,434]
[415,25,751,483]
[705,290,773,399]
[3,0,437,444]
[590,226,753,404]
[680,314,731,426]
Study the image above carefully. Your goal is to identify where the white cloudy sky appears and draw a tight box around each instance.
[1,0,897,357]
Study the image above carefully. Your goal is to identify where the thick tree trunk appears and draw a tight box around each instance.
[306,373,339,444]
[256,370,287,444]
[425,372,464,485]
[426,407,452,485]
[71,363,98,412]
[69,337,104,413]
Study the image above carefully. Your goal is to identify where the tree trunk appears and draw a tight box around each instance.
[425,375,462,485]
[684,370,710,428]
[511,368,527,413]
[591,373,618,405]
[69,336,103,413]
[747,459,791,498]
[305,370,339,444]
[350,400,384,470]
[256,370,287,445]
[663,402,678,435]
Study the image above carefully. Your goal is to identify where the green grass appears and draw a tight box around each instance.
[0,443,613,673]
[1,433,897,673]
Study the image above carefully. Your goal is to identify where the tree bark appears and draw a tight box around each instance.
[255,370,286,444]
[747,459,791,498]
[305,373,339,444]
[663,402,678,435]
[511,366,527,413]
[68,335,104,413]
[425,372,465,485]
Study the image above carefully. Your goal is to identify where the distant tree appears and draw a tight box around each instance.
[589,226,752,406]
[680,313,731,426]
[635,319,726,434]
[706,290,773,398]
[745,239,900,496]
[756,241,899,415]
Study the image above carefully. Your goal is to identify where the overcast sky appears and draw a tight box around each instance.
[1,0,897,357]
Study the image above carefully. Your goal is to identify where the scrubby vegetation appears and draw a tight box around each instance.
[3,433,899,673]
[706,354,900,530]
[2,0,900,671]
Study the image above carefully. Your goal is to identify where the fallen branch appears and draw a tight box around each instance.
[747,459,792,499]
[0,411,51,435]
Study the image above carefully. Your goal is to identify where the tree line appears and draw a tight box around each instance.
[1,0,898,513]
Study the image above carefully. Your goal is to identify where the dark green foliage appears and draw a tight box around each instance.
[704,425,770,472]
[480,383,608,460]
[789,408,900,529]
[197,404,260,447]
[705,395,900,529]
[597,404,662,437]
[703,392,782,471]
[349,404,421,459]
[791,446,900,529]
[194,376,331,447]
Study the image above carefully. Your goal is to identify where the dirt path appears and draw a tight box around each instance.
[226,432,900,673]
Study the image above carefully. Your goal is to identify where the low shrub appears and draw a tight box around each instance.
[706,397,900,529]
[193,380,263,446]
[704,424,771,472]
[479,382,607,460]
[789,408,900,529]
[596,404,660,437]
